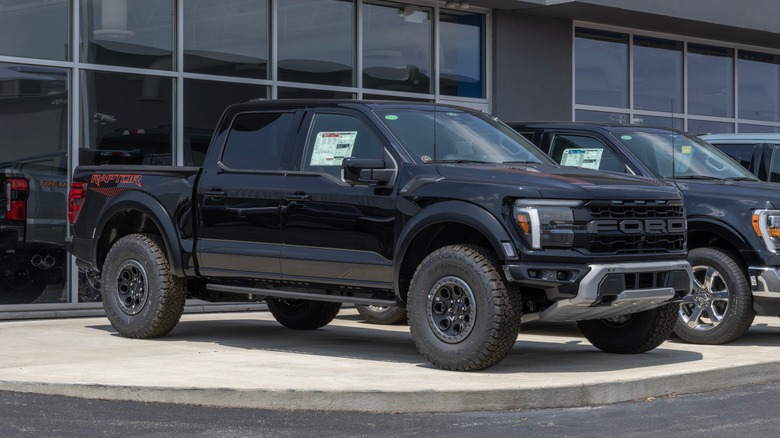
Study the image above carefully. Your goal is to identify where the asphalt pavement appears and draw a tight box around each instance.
[1,307,779,413]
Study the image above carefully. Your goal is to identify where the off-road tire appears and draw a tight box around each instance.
[101,233,186,338]
[266,298,342,330]
[673,247,755,344]
[407,244,522,371]
[578,303,677,354]
[355,304,408,325]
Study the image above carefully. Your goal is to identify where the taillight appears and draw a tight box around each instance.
[68,182,87,224]
[5,177,28,221]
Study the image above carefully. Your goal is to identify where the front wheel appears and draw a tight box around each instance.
[673,247,755,345]
[578,303,677,354]
[407,245,522,371]
[266,298,342,330]
[355,304,408,325]
[101,233,186,338]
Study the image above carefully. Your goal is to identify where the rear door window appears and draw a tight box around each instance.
[221,112,295,171]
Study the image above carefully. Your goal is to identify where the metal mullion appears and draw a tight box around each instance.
[356,0,363,97]
[270,0,277,98]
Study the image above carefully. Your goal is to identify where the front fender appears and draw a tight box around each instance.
[393,200,515,292]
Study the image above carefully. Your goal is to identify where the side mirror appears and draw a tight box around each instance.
[342,157,394,186]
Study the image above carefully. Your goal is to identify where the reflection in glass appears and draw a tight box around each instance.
[575,109,630,124]
[738,124,780,133]
[688,44,734,118]
[363,1,431,94]
[575,28,628,108]
[632,115,684,130]
[738,50,780,123]
[0,0,69,61]
[687,119,734,136]
[0,63,69,305]
[183,0,268,79]
[439,11,484,98]
[277,0,354,86]
[633,36,682,113]
[184,79,268,166]
[80,70,173,166]
[80,0,174,70]
[277,87,354,99]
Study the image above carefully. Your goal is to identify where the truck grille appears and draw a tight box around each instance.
[582,200,686,254]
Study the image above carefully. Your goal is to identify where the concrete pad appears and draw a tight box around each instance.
[0,308,779,413]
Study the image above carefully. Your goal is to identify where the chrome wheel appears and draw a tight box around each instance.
[426,276,476,343]
[679,264,730,331]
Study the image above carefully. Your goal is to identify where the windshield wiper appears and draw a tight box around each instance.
[502,160,543,165]
[432,159,493,164]
[672,175,723,180]
[723,176,759,182]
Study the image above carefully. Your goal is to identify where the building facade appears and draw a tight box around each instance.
[2,0,779,316]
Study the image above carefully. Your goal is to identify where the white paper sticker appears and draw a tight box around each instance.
[310,131,358,166]
[560,148,604,170]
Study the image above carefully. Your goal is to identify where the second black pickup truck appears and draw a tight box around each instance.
[67,101,692,371]
[512,122,780,346]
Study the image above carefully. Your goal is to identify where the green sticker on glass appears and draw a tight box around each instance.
[385,115,398,120]
[621,135,632,140]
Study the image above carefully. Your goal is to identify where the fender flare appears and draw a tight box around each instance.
[687,216,752,252]
[92,190,186,277]
[393,200,515,293]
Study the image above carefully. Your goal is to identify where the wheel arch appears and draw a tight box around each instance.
[393,201,514,302]
[687,217,751,269]
[92,191,185,276]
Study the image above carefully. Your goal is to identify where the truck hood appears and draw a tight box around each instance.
[675,179,780,211]
[435,163,681,200]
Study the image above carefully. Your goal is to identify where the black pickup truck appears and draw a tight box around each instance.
[511,122,780,346]
[66,101,692,371]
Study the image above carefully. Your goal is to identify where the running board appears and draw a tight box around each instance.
[206,284,397,307]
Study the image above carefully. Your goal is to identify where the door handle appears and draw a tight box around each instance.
[203,189,226,199]
[285,193,311,202]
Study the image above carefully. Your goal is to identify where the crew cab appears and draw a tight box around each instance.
[511,122,780,345]
[67,101,692,371]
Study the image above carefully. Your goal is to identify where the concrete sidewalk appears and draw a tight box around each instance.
[1,308,779,413]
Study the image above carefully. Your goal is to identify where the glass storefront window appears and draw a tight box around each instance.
[362,1,432,94]
[575,109,630,124]
[738,50,780,123]
[0,63,69,305]
[183,0,269,79]
[575,28,629,108]
[738,124,780,133]
[633,36,682,113]
[277,87,354,99]
[687,119,734,135]
[688,44,734,118]
[277,0,354,86]
[0,0,69,61]
[80,0,174,70]
[80,70,173,166]
[184,79,268,166]
[439,10,484,98]
[632,115,684,130]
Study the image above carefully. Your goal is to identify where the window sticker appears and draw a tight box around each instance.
[560,148,604,170]
[680,145,693,154]
[310,131,358,166]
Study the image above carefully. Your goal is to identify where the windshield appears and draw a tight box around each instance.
[372,107,551,165]
[613,131,757,180]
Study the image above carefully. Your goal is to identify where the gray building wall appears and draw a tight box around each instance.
[492,12,572,122]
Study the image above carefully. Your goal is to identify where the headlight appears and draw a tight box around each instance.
[752,209,780,252]
[514,199,580,249]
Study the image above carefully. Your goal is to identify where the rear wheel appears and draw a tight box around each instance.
[673,247,755,344]
[407,244,521,371]
[0,265,46,304]
[266,298,342,330]
[578,303,677,354]
[355,304,408,325]
[101,233,186,338]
